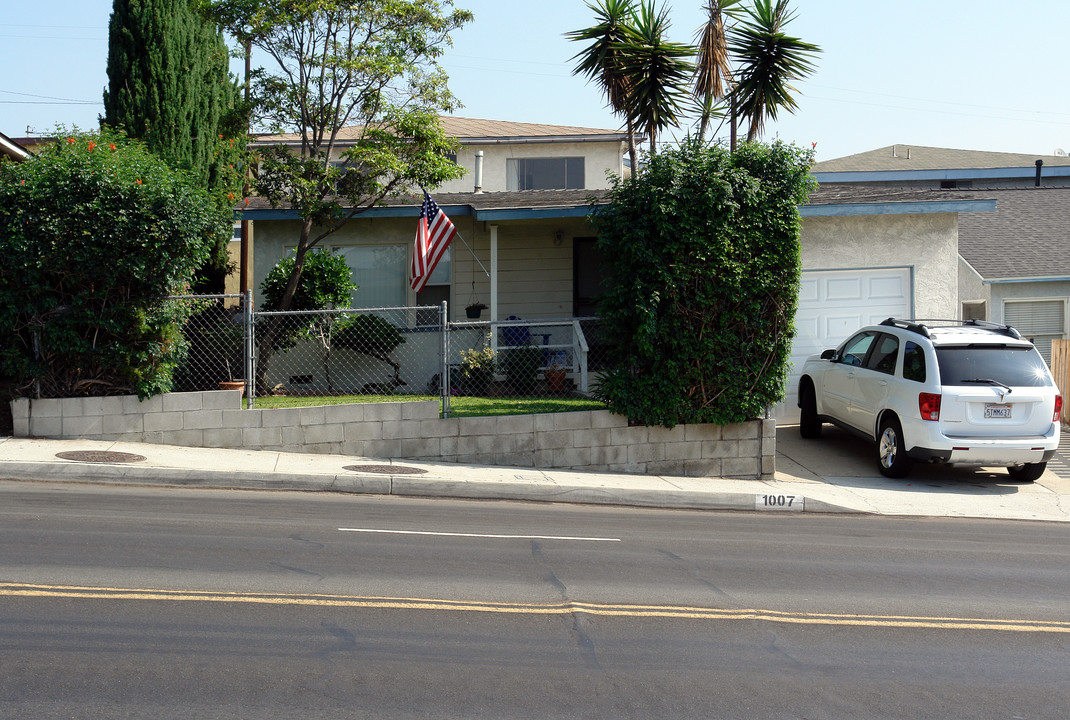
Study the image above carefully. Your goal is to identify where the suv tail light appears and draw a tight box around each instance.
[1056,395,1063,423]
[919,392,941,421]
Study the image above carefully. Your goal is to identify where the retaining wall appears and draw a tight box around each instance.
[11,391,774,479]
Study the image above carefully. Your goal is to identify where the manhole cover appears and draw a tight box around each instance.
[343,464,428,475]
[56,451,147,464]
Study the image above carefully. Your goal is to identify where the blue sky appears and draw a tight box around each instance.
[3,0,1069,162]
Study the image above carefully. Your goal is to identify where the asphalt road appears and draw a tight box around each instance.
[2,481,1070,719]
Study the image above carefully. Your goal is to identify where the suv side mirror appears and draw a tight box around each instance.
[820,349,837,361]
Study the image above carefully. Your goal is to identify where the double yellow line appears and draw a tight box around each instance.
[3,581,1067,634]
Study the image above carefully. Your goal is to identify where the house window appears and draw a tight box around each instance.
[330,244,450,318]
[1003,298,1067,363]
[507,157,584,191]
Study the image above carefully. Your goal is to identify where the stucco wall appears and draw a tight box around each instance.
[11,392,775,480]
[800,212,959,319]
[436,140,624,194]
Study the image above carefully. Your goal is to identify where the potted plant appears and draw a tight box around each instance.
[218,357,246,396]
[458,344,496,395]
[544,361,567,393]
[465,301,488,319]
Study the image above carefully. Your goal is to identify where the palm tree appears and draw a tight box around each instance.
[567,0,641,172]
[692,0,742,143]
[616,1,694,156]
[728,0,821,144]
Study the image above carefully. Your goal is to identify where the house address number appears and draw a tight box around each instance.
[755,493,804,511]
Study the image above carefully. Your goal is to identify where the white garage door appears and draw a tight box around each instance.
[775,267,913,423]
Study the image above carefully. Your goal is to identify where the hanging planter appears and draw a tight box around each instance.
[465,302,487,319]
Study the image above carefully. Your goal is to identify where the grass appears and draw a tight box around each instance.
[252,393,607,417]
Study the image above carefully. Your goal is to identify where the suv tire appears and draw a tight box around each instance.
[1006,462,1046,483]
[877,416,912,478]
[799,381,822,439]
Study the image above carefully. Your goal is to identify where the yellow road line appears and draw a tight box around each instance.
[2,582,1067,633]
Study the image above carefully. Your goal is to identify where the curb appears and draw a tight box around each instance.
[0,461,866,514]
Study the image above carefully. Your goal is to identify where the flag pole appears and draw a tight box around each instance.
[420,186,490,279]
[455,231,490,278]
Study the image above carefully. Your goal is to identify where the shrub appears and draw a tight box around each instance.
[501,344,543,395]
[591,139,816,427]
[0,130,231,399]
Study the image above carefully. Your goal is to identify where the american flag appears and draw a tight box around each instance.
[410,191,457,292]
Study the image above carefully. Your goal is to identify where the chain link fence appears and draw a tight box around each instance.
[169,295,610,413]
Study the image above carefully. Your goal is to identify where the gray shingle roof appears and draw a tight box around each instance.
[957,187,1070,280]
[813,145,1070,173]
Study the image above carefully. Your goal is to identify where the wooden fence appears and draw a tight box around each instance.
[1053,339,1069,426]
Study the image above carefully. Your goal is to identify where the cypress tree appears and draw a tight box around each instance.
[104,0,241,291]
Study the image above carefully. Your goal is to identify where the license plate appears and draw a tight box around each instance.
[985,403,1012,419]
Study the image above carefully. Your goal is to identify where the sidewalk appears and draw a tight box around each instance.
[1,425,1068,521]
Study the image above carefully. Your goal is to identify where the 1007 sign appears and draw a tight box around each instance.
[755,494,803,511]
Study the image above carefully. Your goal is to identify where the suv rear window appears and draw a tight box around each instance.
[935,346,1052,387]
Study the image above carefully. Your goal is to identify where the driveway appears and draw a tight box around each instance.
[776,423,1070,498]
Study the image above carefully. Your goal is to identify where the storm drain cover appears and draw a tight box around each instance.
[343,464,428,475]
[56,450,147,464]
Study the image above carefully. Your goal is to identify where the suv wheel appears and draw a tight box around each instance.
[799,382,822,439]
[1006,462,1046,483]
[877,416,912,478]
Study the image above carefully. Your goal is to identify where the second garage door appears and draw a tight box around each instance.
[776,267,913,423]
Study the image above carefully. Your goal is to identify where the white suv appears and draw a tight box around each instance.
[797,318,1062,480]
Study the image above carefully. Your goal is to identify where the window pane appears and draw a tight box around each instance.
[507,157,585,190]
[903,341,926,383]
[333,245,407,308]
[936,346,1052,387]
[426,246,450,285]
[566,157,584,189]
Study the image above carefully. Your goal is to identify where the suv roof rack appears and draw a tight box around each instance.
[879,317,1022,340]
[879,318,930,337]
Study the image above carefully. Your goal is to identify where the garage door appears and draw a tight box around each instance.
[775,267,913,423]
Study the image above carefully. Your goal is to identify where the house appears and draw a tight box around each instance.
[813,145,1070,364]
[239,122,995,418]
[0,131,30,162]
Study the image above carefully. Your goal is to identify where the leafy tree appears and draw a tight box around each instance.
[591,139,816,427]
[202,0,472,313]
[104,0,243,291]
[260,249,356,392]
[566,0,640,171]
[723,0,820,147]
[692,0,742,142]
[0,131,230,399]
[616,1,694,156]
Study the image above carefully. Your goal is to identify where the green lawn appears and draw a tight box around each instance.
[252,393,606,417]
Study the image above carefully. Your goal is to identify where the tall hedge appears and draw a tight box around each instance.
[591,139,816,427]
[103,0,242,292]
[0,131,232,399]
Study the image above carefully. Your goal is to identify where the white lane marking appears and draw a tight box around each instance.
[339,528,620,542]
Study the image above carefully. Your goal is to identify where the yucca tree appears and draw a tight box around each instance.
[692,0,742,142]
[728,0,820,144]
[616,1,694,156]
[566,0,640,171]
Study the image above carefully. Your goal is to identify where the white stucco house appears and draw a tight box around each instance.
[813,144,1070,364]
[237,122,996,417]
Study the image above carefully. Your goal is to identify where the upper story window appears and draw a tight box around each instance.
[507,157,584,191]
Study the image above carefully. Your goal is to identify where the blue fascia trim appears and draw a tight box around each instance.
[237,204,595,222]
[473,206,593,221]
[813,166,1070,183]
[800,199,996,217]
[238,199,995,221]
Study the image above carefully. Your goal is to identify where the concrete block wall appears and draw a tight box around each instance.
[11,390,775,479]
